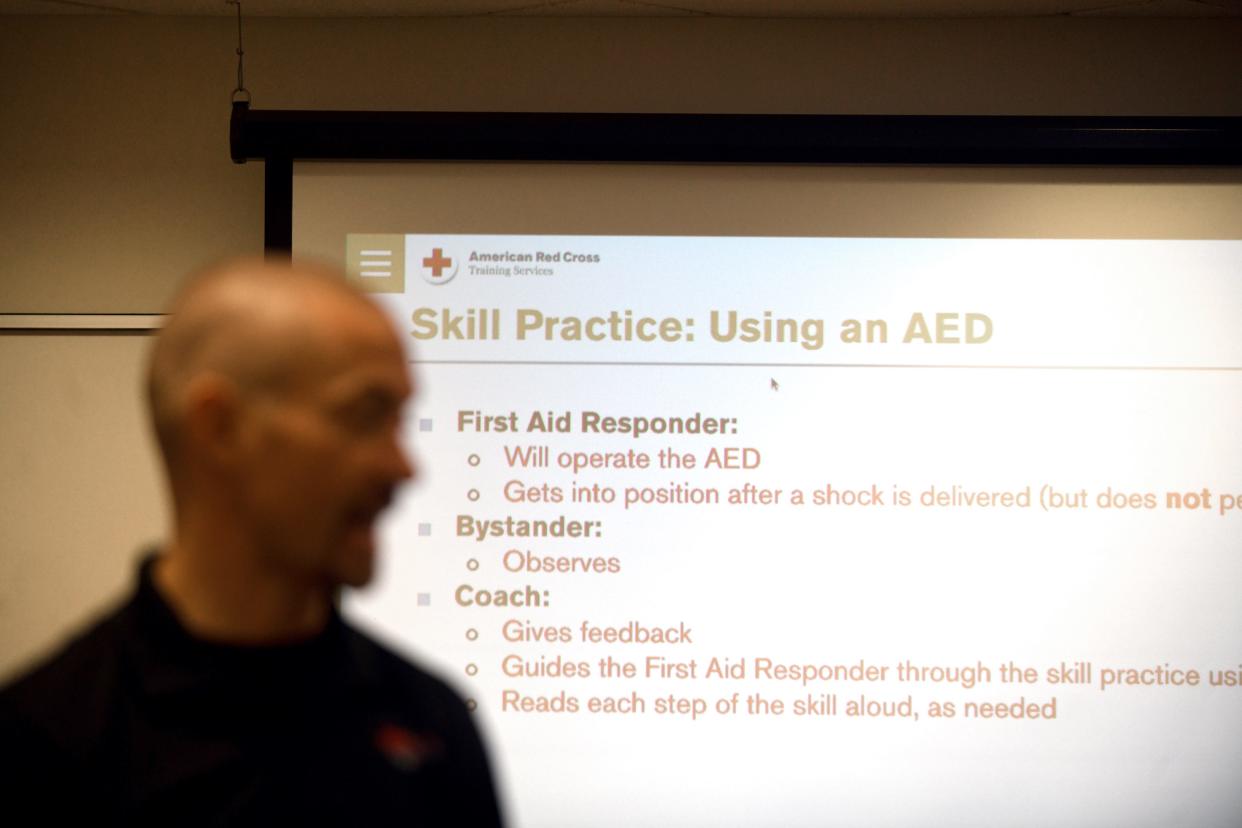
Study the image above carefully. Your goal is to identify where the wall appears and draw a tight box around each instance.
[1,14,1239,678]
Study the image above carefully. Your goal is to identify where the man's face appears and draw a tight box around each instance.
[231,298,415,589]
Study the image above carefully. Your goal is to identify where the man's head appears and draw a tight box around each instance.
[147,258,414,590]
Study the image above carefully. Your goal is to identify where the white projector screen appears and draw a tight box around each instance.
[294,162,1242,828]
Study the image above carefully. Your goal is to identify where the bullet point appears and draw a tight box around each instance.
[417,523,431,537]
[418,418,433,432]
[466,699,477,712]
[466,558,479,571]
[417,592,431,607]
[465,663,478,676]
[467,488,480,501]
[466,628,479,641]
[468,453,481,467]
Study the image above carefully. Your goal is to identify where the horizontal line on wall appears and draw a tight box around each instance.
[0,314,165,331]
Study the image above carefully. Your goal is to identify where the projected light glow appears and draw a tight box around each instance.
[295,162,1242,828]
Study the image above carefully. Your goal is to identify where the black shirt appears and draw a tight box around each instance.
[1,557,504,827]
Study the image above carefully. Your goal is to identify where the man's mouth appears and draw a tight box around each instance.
[346,490,395,535]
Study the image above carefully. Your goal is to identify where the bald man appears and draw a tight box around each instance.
[1,260,504,826]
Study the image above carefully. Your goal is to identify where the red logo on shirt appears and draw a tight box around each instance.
[373,723,443,771]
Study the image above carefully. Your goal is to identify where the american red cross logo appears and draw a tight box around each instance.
[422,248,453,277]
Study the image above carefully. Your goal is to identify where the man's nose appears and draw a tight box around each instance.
[391,440,416,484]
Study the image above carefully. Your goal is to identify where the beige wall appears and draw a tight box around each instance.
[3,15,1241,313]
[1,14,1240,677]
[0,333,165,674]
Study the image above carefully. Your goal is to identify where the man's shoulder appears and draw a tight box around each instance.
[337,619,468,713]
[1,597,134,740]
[4,595,132,700]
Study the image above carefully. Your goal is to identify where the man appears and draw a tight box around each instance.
[1,259,504,825]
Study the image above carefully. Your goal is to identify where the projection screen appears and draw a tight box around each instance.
[293,160,1242,828]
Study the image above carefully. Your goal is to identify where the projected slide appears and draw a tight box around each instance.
[344,234,1241,828]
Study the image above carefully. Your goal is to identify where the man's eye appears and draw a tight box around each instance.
[337,398,392,431]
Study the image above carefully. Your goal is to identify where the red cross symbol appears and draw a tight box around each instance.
[422,248,453,277]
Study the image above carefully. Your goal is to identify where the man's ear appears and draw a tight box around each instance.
[182,373,247,468]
